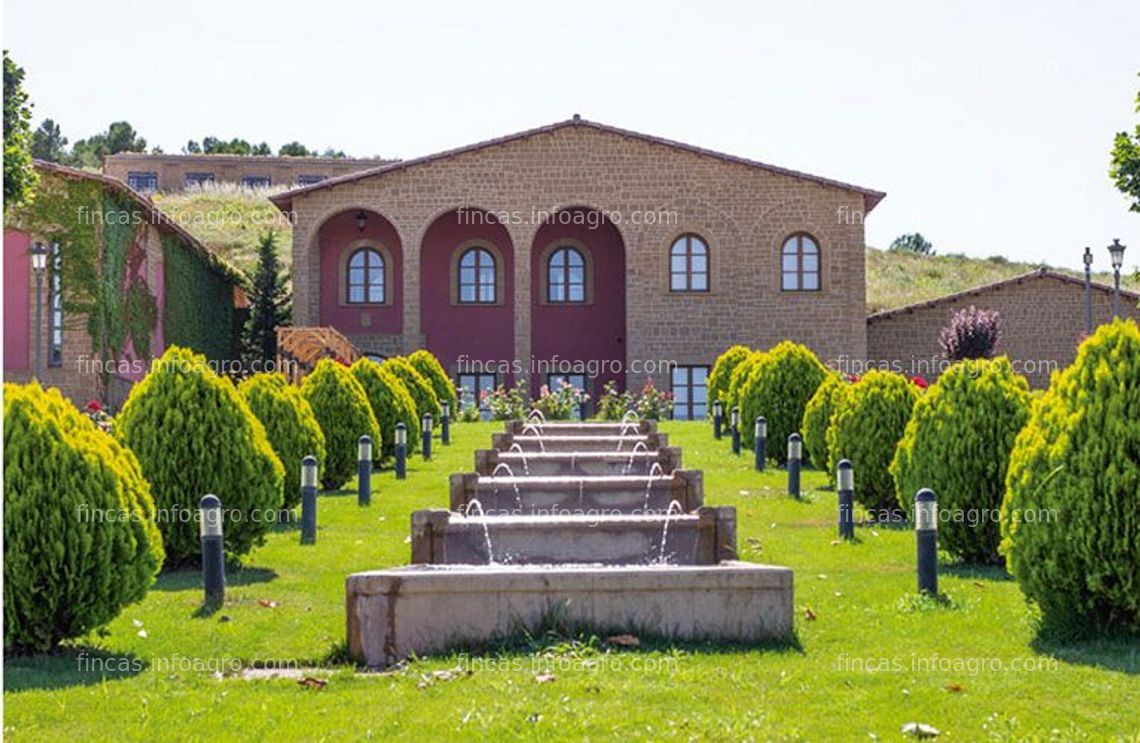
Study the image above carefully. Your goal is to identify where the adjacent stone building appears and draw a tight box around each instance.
[3,161,247,407]
[270,116,885,418]
[103,153,394,193]
[866,268,1140,387]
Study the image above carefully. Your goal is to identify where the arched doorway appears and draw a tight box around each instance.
[420,208,515,404]
[530,207,626,398]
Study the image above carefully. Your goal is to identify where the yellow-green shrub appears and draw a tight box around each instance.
[725,350,766,413]
[708,345,752,412]
[382,357,440,422]
[4,383,164,651]
[300,359,381,490]
[739,342,829,461]
[408,349,457,411]
[1001,320,1140,632]
[117,346,283,563]
[826,370,918,514]
[802,372,849,483]
[891,358,1030,562]
[350,358,420,457]
[239,373,326,509]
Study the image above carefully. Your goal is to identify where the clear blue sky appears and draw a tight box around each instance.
[5,0,1138,272]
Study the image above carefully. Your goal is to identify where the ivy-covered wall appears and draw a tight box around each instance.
[161,232,238,363]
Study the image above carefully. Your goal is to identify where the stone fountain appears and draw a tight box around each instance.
[346,416,794,667]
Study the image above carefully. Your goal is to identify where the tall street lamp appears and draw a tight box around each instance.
[1108,239,1126,319]
[31,242,48,380]
[1083,246,1093,335]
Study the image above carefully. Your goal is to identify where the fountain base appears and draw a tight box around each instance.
[346,561,794,667]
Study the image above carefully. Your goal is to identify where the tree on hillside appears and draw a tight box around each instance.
[70,121,147,167]
[321,147,346,158]
[251,142,271,156]
[889,233,935,255]
[278,141,314,157]
[31,119,68,162]
[184,139,202,154]
[1110,73,1140,213]
[243,231,291,365]
[4,51,37,208]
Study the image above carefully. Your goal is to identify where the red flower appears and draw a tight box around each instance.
[846,374,861,384]
[910,376,929,389]
[85,400,103,412]
[334,356,350,367]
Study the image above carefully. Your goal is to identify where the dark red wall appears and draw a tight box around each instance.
[530,209,626,395]
[319,210,403,335]
[3,230,31,371]
[420,210,514,378]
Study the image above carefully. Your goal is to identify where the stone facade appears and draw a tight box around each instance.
[865,269,1140,388]
[274,118,883,396]
[103,153,393,193]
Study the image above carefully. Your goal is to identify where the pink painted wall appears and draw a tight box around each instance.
[319,210,403,335]
[530,209,626,395]
[119,230,165,381]
[4,230,32,371]
[420,210,514,378]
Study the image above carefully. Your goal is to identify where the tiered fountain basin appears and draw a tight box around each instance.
[475,446,682,476]
[411,505,733,565]
[449,470,703,515]
[347,562,794,668]
[346,417,795,667]
[491,431,668,453]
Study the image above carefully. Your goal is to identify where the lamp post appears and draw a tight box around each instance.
[422,413,433,461]
[199,494,225,606]
[394,423,407,479]
[730,406,741,455]
[31,242,48,380]
[753,416,767,471]
[1109,239,1126,319]
[441,402,451,445]
[915,488,938,595]
[1083,246,1094,335]
[787,433,802,499]
[300,456,318,544]
[837,460,854,540]
[713,400,724,440]
[357,435,372,506]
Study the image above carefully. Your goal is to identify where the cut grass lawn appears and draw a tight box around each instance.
[4,422,1138,740]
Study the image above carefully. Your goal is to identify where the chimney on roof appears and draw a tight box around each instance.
[572,113,581,123]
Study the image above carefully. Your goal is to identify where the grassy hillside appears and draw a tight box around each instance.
[156,186,1136,311]
[866,247,1138,313]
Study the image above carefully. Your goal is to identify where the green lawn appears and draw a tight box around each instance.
[4,422,1138,740]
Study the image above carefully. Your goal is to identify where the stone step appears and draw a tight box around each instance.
[449,471,702,516]
[491,432,668,453]
[347,561,795,667]
[503,419,657,437]
[410,506,735,566]
[475,447,682,476]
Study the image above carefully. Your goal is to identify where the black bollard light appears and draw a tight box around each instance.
[579,398,587,421]
[441,402,451,445]
[357,435,372,506]
[300,455,318,545]
[754,416,767,471]
[837,459,855,540]
[422,413,433,461]
[787,433,802,498]
[713,400,724,440]
[915,488,938,595]
[394,423,407,479]
[200,494,225,606]
[730,406,741,455]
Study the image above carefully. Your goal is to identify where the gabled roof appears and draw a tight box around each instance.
[866,268,1140,323]
[30,160,247,286]
[269,116,886,213]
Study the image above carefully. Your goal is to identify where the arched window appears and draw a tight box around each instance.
[670,234,709,292]
[547,246,586,303]
[781,233,820,291]
[346,247,385,304]
[458,247,497,303]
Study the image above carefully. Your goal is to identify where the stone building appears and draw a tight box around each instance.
[270,116,885,418]
[103,153,394,193]
[3,161,247,408]
[866,268,1140,388]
